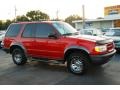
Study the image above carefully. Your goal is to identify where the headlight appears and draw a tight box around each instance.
[94,45,107,52]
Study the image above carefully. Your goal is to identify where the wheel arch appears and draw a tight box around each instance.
[64,46,90,62]
[10,42,27,55]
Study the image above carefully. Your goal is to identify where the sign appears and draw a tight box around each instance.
[104,5,120,16]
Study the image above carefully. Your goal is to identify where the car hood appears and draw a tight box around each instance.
[67,35,113,43]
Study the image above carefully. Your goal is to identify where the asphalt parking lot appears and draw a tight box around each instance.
[0,49,120,85]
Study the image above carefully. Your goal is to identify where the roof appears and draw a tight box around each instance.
[73,14,120,23]
[13,21,63,24]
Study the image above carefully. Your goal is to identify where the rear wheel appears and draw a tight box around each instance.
[67,52,89,75]
[12,48,27,65]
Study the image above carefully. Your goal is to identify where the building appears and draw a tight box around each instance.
[104,5,120,16]
[73,5,120,30]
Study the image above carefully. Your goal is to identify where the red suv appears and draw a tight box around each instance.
[2,21,116,75]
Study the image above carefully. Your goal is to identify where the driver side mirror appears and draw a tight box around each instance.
[48,32,58,39]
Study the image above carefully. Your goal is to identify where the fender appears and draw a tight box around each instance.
[64,45,90,54]
[10,42,27,55]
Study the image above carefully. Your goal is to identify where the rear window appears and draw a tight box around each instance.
[5,24,22,37]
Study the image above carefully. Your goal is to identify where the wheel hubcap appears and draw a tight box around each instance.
[14,53,22,63]
[70,56,83,73]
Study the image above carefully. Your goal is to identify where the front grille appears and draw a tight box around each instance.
[107,42,114,52]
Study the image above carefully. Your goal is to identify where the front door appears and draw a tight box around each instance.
[35,23,64,59]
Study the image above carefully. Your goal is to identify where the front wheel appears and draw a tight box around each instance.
[12,48,27,65]
[67,52,89,75]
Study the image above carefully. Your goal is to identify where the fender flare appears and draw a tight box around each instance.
[10,42,27,55]
[64,45,90,55]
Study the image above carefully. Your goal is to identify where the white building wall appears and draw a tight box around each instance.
[74,20,113,30]
[75,22,83,30]
[91,22,101,29]
[100,21,113,29]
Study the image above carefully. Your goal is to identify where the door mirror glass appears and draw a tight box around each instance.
[48,32,58,39]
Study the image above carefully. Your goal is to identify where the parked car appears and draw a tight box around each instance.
[2,21,116,75]
[105,28,120,50]
[0,31,6,48]
[101,28,109,35]
[80,28,103,36]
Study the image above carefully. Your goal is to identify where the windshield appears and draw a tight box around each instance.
[53,22,78,35]
[105,29,120,36]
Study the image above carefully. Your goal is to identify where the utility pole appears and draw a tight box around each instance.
[82,5,85,29]
[56,10,59,20]
[14,6,17,22]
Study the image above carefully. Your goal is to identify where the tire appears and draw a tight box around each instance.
[12,48,27,65]
[67,52,89,75]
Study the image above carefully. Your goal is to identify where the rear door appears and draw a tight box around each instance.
[20,23,36,56]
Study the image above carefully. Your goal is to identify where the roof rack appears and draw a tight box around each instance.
[14,19,50,23]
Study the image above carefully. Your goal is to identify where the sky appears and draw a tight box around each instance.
[0,0,120,20]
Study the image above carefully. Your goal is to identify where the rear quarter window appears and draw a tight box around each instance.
[5,24,22,37]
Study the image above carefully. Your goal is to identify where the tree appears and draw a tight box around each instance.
[65,15,82,27]
[4,20,12,29]
[26,10,50,21]
[0,20,3,30]
[16,15,29,22]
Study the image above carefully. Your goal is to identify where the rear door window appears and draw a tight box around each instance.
[22,23,36,38]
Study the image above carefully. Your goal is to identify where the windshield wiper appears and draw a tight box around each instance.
[63,33,73,36]
[63,32,79,36]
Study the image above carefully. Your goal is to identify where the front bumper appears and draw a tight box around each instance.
[90,49,116,65]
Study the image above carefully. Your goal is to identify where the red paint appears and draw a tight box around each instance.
[3,21,115,60]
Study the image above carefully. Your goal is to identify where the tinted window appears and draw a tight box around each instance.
[22,23,36,38]
[36,23,54,38]
[105,30,120,36]
[6,24,22,37]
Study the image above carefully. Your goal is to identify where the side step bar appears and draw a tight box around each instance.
[28,57,64,64]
